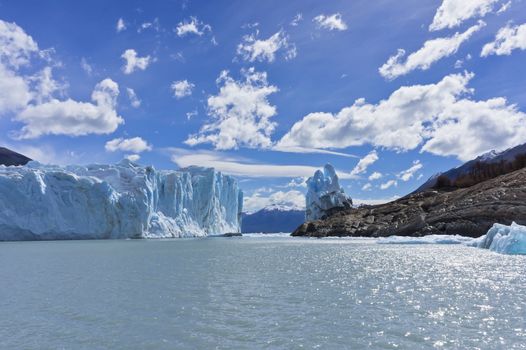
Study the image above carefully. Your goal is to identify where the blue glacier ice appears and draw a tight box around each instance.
[305,164,352,221]
[473,222,526,255]
[0,160,242,240]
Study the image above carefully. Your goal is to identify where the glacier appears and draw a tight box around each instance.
[0,160,243,240]
[378,223,526,255]
[305,164,352,221]
[473,222,526,255]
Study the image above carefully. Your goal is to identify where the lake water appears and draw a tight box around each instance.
[0,235,525,349]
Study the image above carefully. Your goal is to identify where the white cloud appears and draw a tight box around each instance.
[497,1,512,13]
[237,30,296,62]
[277,72,526,161]
[362,183,372,191]
[368,172,383,181]
[15,79,123,139]
[380,21,485,80]
[398,160,423,181]
[116,18,126,32]
[186,110,198,120]
[175,17,211,37]
[138,19,160,33]
[429,0,498,31]
[0,19,39,69]
[243,189,305,213]
[350,150,379,177]
[126,88,141,108]
[291,13,303,26]
[313,13,348,31]
[121,49,151,74]
[0,20,122,140]
[125,154,141,162]
[105,137,152,153]
[0,20,38,114]
[171,80,194,99]
[286,177,307,188]
[185,68,278,150]
[380,179,398,190]
[481,23,526,56]
[168,148,356,179]
[80,57,93,75]
[30,66,65,104]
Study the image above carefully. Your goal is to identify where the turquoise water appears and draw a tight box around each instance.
[0,236,525,349]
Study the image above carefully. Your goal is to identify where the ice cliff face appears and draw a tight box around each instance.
[0,160,243,240]
[305,164,352,221]
[474,222,526,255]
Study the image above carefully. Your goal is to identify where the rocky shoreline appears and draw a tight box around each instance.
[292,167,526,238]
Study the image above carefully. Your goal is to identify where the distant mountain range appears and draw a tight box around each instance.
[242,205,305,233]
[416,143,526,192]
[0,147,31,166]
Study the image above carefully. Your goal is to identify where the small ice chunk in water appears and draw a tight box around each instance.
[475,222,526,255]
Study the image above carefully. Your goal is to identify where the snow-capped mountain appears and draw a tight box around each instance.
[0,160,243,240]
[242,204,305,233]
[416,142,526,192]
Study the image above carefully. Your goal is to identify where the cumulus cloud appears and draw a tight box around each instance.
[237,30,296,62]
[350,150,379,177]
[398,160,423,181]
[429,0,499,31]
[168,148,356,179]
[126,88,141,108]
[380,179,398,190]
[0,19,39,69]
[368,172,383,181]
[380,21,485,80]
[121,49,151,74]
[277,72,526,161]
[175,17,211,37]
[313,13,348,31]
[0,19,124,140]
[0,19,39,114]
[15,79,123,139]
[243,189,305,213]
[362,183,372,191]
[116,18,126,32]
[481,22,526,56]
[105,137,152,153]
[185,68,278,150]
[171,80,194,99]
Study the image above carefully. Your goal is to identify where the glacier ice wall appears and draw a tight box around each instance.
[305,164,352,221]
[474,222,526,255]
[0,160,243,240]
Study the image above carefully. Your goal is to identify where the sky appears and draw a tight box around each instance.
[1,0,526,212]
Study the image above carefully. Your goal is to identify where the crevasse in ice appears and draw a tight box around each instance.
[0,160,243,240]
[305,164,352,221]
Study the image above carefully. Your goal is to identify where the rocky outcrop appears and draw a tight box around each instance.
[0,147,31,166]
[292,167,526,238]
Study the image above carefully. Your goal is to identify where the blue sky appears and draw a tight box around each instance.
[1,0,526,211]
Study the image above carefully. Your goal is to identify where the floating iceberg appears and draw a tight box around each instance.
[305,164,352,221]
[377,234,475,245]
[0,160,242,240]
[474,222,526,255]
